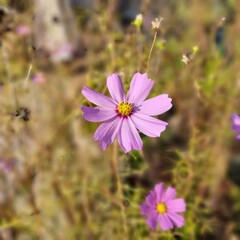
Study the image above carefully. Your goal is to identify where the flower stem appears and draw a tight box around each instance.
[146,31,158,74]
[137,27,143,71]
[112,140,128,235]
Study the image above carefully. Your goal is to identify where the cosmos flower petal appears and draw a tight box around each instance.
[131,113,168,137]
[231,114,240,132]
[154,183,165,202]
[140,94,172,116]
[166,198,186,213]
[236,135,240,140]
[158,214,174,231]
[107,74,125,102]
[94,116,117,141]
[146,213,158,230]
[127,73,154,105]
[94,117,122,150]
[146,191,157,205]
[118,118,143,153]
[81,106,117,122]
[167,212,185,228]
[82,86,117,108]
[140,203,155,215]
[162,187,177,202]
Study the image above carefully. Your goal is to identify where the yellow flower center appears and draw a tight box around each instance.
[156,203,167,214]
[117,101,132,116]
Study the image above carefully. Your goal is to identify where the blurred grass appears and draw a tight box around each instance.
[0,0,240,239]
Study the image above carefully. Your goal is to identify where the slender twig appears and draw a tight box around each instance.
[24,64,33,90]
[137,27,143,71]
[146,31,158,74]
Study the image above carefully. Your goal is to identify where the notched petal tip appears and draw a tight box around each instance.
[81,85,88,93]
[139,93,173,116]
[122,144,142,153]
[154,183,164,192]
[81,86,92,98]
[159,214,174,231]
[162,187,177,201]
[146,214,158,231]
[166,198,186,213]
[99,141,108,151]
[127,72,154,105]
[167,213,185,228]
[154,183,165,202]
[93,117,122,150]
[131,113,168,137]
[82,85,117,108]
[107,74,126,102]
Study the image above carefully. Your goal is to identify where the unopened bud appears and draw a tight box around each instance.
[132,14,143,28]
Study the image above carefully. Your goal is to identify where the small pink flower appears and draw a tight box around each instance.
[231,114,240,140]
[15,25,31,36]
[0,158,17,174]
[140,183,186,231]
[51,43,74,62]
[81,72,172,153]
[31,73,44,84]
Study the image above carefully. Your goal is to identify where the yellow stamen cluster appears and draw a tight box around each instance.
[117,101,132,117]
[156,203,167,214]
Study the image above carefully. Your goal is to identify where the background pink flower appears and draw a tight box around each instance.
[31,73,45,84]
[140,183,186,231]
[81,72,172,152]
[231,114,240,140]
[15,25,31,36]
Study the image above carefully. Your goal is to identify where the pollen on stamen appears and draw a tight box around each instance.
[156,202,167,214]
[117,101,133,117]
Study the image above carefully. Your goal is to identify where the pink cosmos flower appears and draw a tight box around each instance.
[0,158,17,174]
[231,114,240,140]
[140,183,186,231]
[81,73,172,153]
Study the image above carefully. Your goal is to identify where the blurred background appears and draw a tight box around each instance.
[0,0,240,239]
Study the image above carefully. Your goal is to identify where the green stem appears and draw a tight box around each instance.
[146,31,158,74]
[137,27,143,71]
[112,140,128,235]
